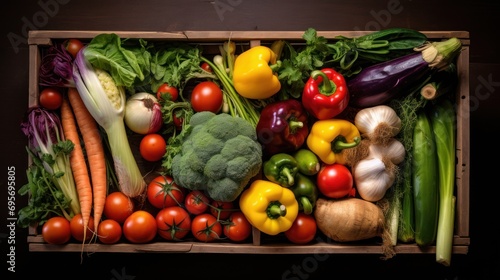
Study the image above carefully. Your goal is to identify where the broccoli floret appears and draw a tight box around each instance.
[171,112,262,202]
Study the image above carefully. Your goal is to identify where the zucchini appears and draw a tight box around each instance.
[412,109,439,246]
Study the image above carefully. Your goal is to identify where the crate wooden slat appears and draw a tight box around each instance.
[26,30,470,256]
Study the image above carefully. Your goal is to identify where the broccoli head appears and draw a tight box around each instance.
[171,111,262,202]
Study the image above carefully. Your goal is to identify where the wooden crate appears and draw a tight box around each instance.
[26,30,470,255]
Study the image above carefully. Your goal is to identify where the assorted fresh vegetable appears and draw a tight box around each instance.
[19,28,464,266]
[239,179,299,236]
[256,99,309,157]
[306,118,361,165]
[124,92,163,134]
[73,49,146,198]
[20,107,80,224]
[170,111,262,202]
[232,45,281,99]
[347,37,462,108]
[302,68,349,120]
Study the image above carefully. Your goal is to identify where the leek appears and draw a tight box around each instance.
[73,47,146,198]
[430,98,456,266]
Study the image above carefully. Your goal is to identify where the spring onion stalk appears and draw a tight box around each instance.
[430,98,456,266]
[386,93,426,246]
[21,107,80,218]
[397,160,415,243]
[73,47,146,198]
[201,55,260,127]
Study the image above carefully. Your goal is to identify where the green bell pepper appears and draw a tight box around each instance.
[291,173,318,215]
[263,153,299,188]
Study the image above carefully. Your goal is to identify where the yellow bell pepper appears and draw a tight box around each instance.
[239,179,298,236]
[233,46,281,99]
[306,119,361,165]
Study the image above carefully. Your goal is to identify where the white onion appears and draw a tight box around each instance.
[124,92,163,134]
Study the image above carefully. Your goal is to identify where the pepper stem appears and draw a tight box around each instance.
[311,70,337,95]
[288,120,304,132]
[282,167,295,187]
[267,201,287,219]
[299,196,313,215]
[269,61,282,72]
[332,136,361,154]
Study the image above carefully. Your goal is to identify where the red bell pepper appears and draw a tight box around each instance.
[256,99,309,158]
[302,68,349,120]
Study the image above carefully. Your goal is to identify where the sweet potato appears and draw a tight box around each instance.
[314,197,385,242]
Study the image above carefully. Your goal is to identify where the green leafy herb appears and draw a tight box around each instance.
[18,147,73,228]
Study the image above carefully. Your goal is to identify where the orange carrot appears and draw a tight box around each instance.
[60,95,92,247]
[67,87,107,241]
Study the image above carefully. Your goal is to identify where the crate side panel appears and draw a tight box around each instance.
[454,46,470,238]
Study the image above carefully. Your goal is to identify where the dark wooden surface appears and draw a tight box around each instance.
[2,1,499,279]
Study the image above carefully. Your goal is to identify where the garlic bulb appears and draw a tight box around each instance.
[354,105,402,144]
[369,138,406,165]
[354,157,396,202]
[353,138,405,202]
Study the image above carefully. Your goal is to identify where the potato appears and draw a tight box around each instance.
[314,197,385,242]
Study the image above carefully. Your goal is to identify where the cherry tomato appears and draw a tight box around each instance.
[39,87,63,110]
[284,212,317,244]
[223,211,252,242]
[185,190,210,215]
[156,83,179,102]
[190,81,223,113]
[316,163,354,198]
[69,213,95,242]
[103,191,135,224]
[191,213,222,242]
[147,175,185,209]
[200,62,213,73]
[156,206,192,241]
[209,200,234,220]
[123,210,157,244]
[139,133,167,162]
[42,216,71,245]
[97,219,122,244]
[64,38,84,58]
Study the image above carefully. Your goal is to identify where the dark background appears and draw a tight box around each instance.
[2,0,499,279]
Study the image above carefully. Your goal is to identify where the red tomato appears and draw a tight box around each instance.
[156,206,192,240]
[147,175,185,209]
[64,38,84,58]
[209,200,234,220]
[97,219,122,244]
[123,210,157,244]
[185,190,210,215]
[200,62,213,72]
[156,83,179,102]
[42,216,71,244]
[69,213,95,242]
[223,211,252,242]
[139,133,167,162]
[191,213,222,242]
[316,163,354,198]
[190,81,223,113]
[103,192,135,224]
[284,212,317,244]
[39,87,63,110]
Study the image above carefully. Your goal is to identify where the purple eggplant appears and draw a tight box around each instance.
[347,37,462,108]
